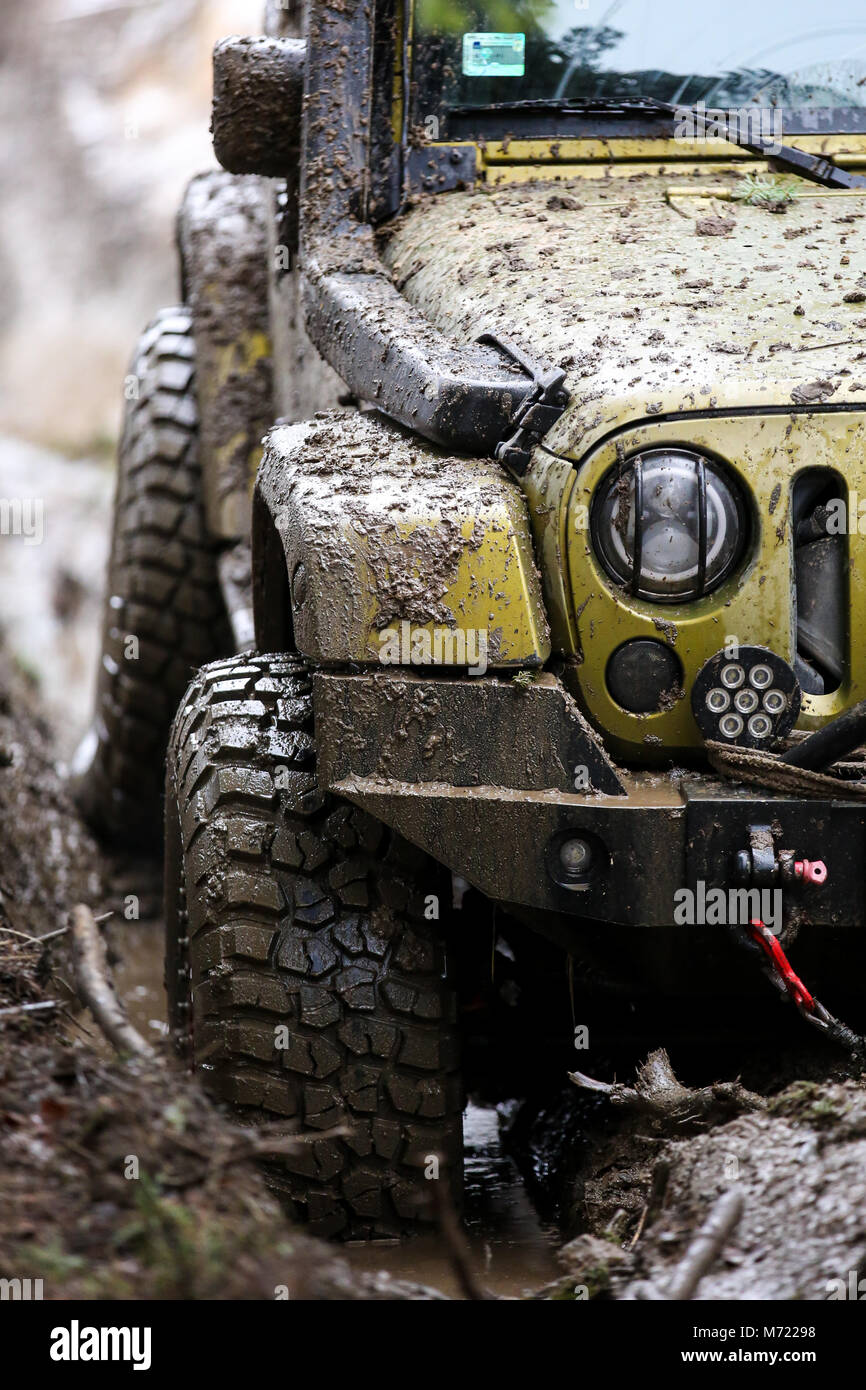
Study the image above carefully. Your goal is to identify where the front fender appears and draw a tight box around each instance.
[252,410,550,669]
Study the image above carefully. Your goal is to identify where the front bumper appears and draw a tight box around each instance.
[313,669,865,928]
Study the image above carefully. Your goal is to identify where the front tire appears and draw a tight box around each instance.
[165,653,464,1238]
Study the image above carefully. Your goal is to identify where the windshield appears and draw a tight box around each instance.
[413,0,866,126]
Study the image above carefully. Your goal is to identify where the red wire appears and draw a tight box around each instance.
[747,919,816,1012]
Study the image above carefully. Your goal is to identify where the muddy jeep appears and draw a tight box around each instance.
[77,1,866,1235]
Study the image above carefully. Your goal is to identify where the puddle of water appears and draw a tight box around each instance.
[342,1103,560,1299]
[108,917,170,1045]
[111,915,561,1299]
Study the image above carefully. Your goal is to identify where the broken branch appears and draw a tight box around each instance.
[570,1048,765,1124]
[631,1189,745,1301]
[70,904,154,1060]
[0,999,59,1018]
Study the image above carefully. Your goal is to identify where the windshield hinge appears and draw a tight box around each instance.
[477,333,569,477]
[406,145,477,195]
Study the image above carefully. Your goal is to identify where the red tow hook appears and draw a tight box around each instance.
[746,919,816,1012]
[793,859,828,886]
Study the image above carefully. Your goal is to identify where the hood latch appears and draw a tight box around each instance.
[477,332,569,476]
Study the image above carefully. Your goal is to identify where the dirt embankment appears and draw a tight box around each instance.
[0,1040,449,1300]
[519,1047,866,1301]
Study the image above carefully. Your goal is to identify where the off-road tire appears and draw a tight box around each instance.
[73,308,231,844]
[165,653,464,1238]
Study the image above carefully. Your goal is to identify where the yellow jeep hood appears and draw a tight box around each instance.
[380,169,866,458]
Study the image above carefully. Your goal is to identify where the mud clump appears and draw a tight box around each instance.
[0,653,101,967]
[695,215,736,237]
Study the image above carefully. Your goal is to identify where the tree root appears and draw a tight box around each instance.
[628,1189,745,1300]
[569,1047,765,1124]
[70,904,155,1060]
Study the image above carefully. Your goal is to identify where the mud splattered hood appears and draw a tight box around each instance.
[379,171,866,459]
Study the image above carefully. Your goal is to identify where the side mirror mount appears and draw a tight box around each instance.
[211,35,305,177]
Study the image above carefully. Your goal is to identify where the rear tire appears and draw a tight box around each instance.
[165,653,464,1238]
[72,308,231,844]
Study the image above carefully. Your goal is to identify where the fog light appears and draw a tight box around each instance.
[750,664,773,690]
[692,646,801,749]
[560,836,593,877]
[748,712,773,739]
[606,639,683,714]
[721,663,745,689]
[719,711,744,739]
[547,829,607,891]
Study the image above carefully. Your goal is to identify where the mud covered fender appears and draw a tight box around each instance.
[177,171,274,542]
[252,410,551,668]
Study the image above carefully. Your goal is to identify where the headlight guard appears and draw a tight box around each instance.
[590,448,748,603]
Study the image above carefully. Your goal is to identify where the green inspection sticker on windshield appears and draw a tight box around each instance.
[462,32,525,78]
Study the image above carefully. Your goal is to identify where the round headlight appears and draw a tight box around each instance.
[591,449,746,602]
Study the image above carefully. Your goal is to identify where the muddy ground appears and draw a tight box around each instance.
[2,630,866,1300]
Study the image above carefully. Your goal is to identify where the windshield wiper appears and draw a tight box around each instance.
[651,99,866,190]
[449,97,866,190]
[451,97,665,118]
